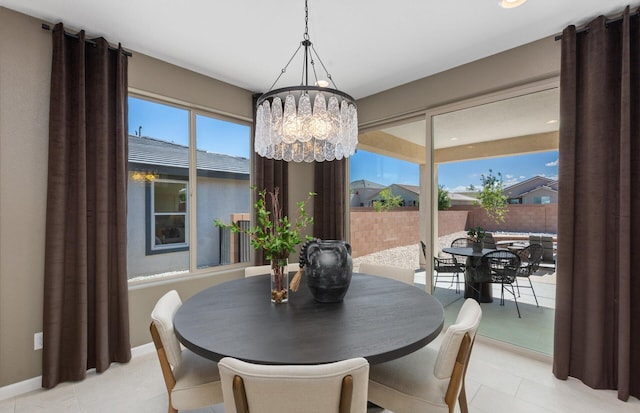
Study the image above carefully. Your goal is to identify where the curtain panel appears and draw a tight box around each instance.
[313,160,347,240]
[43,23,131,388]
[252,94,289,265]
[553,7,640,400]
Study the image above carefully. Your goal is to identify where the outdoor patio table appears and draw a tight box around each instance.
[173,272,444,365]
[442,247,496,303]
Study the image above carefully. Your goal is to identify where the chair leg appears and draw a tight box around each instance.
[528,277,539,307]
[505,284,521,318]
[458,382,469,413]
[515,277,521,297]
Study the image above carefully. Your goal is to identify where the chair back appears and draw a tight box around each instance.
[433,298,482,380]
[359,262,414,285]
[483,232,496,249]
[450,238,470,248]
[518,243,543,274]
[219,357,369,413]
[150,290,184,369]
[483,250,520,283]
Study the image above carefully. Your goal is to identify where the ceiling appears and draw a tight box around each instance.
[384,87,560,150]
[1,0,637,100]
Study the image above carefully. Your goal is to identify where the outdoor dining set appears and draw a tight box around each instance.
[434,235,551,318]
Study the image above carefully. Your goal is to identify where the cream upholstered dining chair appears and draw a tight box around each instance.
[150,290,223,413]
[244,263,301,277]
[368,298,482,413]
[218,356,369,413]
[358,262,415,286]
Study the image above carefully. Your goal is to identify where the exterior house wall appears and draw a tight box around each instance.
[522,187,558,204]
[126,176,250,278]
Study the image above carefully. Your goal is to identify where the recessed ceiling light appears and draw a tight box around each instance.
[546,119,559,124]
[500,0,527,9]
[315,80,330,87]
[450,137,458,141]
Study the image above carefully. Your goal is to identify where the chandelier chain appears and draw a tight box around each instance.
[304,0,309,40]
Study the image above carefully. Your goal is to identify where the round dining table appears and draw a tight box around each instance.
[173,272,444,365]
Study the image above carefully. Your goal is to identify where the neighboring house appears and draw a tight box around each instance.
[127,135,250,277]
[368,183,420,207]
[449,192,478,206]
[350,179,385,207]
[503,176,558,204]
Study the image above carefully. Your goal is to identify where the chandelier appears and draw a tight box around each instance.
[254,0,358,162]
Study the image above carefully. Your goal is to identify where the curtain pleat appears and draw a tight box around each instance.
[252,94,288,265]
[43,23,130,388]
[313,160,346,240]
[553,7,640,400]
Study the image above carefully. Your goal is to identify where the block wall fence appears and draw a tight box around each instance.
[349,204,558,258]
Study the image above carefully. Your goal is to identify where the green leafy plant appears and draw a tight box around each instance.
[467,226,486,243]
[475,169,508,224]
[214,187,315,260]
[373,188,403,212]
[438,185,451,211]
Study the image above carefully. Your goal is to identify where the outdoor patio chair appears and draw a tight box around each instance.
[150,290,223,413]
[433,255,465,294]
[483,250,522,317]
[219,356,369,413]
[368,298,482,413]
[515,243,543,307]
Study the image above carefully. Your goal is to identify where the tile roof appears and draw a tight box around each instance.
[128,135,249,175]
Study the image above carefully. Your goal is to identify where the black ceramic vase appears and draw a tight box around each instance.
[303,239,353,303]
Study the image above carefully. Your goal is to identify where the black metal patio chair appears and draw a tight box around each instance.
[483,250,522,317]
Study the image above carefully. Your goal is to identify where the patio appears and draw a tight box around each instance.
[353,235,557,356]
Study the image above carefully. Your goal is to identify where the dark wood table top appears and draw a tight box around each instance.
[174,273,444,365]
[442,247,496,257]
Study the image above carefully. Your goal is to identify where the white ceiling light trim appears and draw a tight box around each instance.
[500,0,528,9]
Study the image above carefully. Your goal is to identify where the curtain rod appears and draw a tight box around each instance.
[41,24,133,57]
[554,10,639,41]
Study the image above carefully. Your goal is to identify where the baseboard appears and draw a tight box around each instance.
[0,341,155,401]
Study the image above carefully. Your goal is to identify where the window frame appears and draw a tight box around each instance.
[127,90,254,281]
[146,178,190,255]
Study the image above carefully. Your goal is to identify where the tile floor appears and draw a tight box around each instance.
[1,339,638,413]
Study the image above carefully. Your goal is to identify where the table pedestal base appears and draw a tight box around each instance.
[464,281,493,303]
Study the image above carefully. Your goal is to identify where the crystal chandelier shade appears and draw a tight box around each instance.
[255,0,358,162]
[255,88,357,162]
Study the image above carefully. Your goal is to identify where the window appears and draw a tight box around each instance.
[533,196,551,204]
[127,96,251,280]
[150,180,188,251]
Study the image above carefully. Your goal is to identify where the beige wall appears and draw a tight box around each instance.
[357,36,561,127]
[0,6,258,387]
[0,4,560,389]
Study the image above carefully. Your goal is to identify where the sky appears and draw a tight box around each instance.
[128,97,250,158]
[349,149,559,191]
[130,96,559,191]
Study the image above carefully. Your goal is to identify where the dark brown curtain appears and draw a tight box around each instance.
[553,7,640,401]
[313,160,347,240]
[252,94,288,264]
[43,23,131,388]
